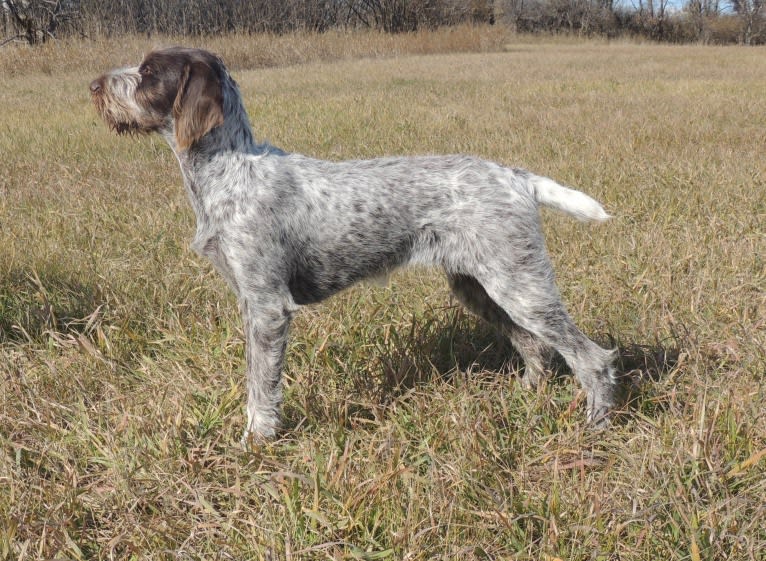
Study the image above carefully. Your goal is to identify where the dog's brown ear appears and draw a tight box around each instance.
[173,60,224,151]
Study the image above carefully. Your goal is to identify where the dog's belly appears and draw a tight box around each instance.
[286,231,417,305]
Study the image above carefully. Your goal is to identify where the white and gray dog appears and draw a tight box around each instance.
[90,47,619,442]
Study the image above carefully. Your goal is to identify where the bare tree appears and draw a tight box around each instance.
[729,0,764,43]
[350,0,424,32]
[685,0,721,42]
[499,0,617,35]
[630,0,672,38]
[2,0,762,45]
[1,0,80,44]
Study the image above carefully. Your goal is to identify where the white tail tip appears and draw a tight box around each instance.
[530,176,610,222]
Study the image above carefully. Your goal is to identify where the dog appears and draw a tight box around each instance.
[90,47,618,442]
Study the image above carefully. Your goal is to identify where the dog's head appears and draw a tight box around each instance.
[90,47,226,151]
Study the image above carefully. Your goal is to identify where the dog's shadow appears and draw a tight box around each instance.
[613,341,681,419]
[287,305,681,431]
[379,324,681,420]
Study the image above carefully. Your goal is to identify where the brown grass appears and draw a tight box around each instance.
[0,24,514,78]
[0,31,765,560]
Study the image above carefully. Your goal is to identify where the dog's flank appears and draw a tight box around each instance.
[90,47,619,442]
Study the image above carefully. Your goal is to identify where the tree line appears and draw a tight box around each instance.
[1,0,763,45]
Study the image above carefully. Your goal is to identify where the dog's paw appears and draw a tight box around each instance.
[586,403,613,429]
[586,375,619,429]
[240,429,273,448]
[519,365,552,390]
[242,409,279,447]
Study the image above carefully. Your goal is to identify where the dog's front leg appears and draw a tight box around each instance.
[239,295,293,444]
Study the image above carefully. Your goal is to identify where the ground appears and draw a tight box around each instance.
[0,31,764,560]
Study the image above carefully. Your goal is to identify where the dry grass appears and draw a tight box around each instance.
[0,25,514,78]
[1,31,765,560]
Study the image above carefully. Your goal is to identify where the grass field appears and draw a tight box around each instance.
[1,29,764,560]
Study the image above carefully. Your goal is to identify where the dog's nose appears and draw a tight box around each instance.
[89,78,102,94]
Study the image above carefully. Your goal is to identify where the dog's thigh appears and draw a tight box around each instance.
[446,272,553,386]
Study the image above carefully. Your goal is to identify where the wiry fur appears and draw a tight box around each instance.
[90,47,619,442]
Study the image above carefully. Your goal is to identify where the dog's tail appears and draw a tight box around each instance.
[527,174,611,222]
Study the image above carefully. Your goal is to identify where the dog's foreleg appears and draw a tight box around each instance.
[239,295,292,444]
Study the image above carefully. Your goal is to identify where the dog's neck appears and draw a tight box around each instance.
[177,76,251,156]
[169,73,284,165]
[167,74,285,216]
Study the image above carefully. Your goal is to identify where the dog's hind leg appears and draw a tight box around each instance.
[446,273,554,389]
[469,254,618,426]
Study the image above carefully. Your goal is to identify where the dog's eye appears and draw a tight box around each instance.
[139,65,151,76]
